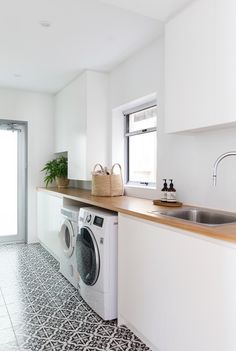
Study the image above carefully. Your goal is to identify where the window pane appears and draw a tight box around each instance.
[0,130,18,236]
[129,131,156,183]
[129,106,156,133]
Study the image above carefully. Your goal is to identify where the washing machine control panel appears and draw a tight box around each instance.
[93,216,104,228]
[79,211,104,228]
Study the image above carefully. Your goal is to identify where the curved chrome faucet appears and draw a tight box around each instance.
[213,151,236,186]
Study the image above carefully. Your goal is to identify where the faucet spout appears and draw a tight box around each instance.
[213,151,236,186]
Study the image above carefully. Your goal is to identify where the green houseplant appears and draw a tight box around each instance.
[41,156,69,188]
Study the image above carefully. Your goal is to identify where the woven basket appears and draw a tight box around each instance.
[92,163,124,197]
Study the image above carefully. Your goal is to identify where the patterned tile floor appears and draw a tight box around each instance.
[0,244,150,351]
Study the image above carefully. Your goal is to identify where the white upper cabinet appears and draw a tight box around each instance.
[165,0,236,133]
[54,71,108,180]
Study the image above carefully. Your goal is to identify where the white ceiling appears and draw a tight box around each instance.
[98,0,195,21]
[0,0,163,93]
[0,0,195,94]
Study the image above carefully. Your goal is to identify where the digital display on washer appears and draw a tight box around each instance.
[93,216,104,227]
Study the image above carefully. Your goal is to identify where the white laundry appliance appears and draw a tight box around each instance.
[77,207,118,320]
[59,205,81,288]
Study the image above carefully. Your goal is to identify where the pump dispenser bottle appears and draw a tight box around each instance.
[167,179,176,202]
[161,179,168,202]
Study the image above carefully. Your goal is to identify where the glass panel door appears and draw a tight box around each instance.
[0,121,26,243]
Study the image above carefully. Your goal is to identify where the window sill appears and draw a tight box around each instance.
[125,183,156,190]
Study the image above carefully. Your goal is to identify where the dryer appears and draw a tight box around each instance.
[59,205,81,288]
[77,207,118,320]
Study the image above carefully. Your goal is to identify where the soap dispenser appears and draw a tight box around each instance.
[161,179,168,202]
[167,179,176,202]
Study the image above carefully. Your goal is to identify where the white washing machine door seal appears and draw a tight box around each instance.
[59,219,74,257]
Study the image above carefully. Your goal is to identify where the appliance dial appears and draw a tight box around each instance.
[86,214,92,223]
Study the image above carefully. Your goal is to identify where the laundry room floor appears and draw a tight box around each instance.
[0,244,150,351]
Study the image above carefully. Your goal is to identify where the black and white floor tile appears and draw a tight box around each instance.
[0,244,150,351]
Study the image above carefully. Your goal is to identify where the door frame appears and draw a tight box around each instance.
[0,119,28,244]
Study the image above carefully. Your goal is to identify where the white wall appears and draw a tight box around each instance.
[0,88,54,243]
[110,38,166,199]
[109,37,236,213]
[110,38,163,109]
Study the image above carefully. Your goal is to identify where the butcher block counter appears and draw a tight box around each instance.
[37,187,236,244]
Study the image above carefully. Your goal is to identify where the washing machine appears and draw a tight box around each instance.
[77,207,118,320]
[59,205,81,288]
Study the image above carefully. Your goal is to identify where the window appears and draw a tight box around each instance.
[124,103,157,187]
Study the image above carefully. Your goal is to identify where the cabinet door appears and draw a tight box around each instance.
[54,73,87,179]
[165,0,236,133]
[67,73,87,180]
[54,87,73,153]
[54,71,108,181]
[118,213,236,351]
[86,71,108,179]
[37,192,63,260]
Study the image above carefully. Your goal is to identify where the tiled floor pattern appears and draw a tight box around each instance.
[0,244,150,351]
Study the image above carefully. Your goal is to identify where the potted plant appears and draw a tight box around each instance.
[41,156,69,188]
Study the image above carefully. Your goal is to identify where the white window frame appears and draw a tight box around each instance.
[124,101,157,188]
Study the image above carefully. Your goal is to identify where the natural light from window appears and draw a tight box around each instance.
[0,130,18,236]
[126,106,157,185]
[129,132,156,183]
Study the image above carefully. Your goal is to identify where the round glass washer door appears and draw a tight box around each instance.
[76,226,100,286]
[59,219,74,257]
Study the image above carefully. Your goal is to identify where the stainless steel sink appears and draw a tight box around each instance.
[151,208,236,226]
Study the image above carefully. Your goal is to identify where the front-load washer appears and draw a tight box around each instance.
[77,207,118,320]
[59,205,81,288]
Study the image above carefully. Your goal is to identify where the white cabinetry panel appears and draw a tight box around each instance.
[54,71,108,180]
[54,75,86,153]
[165,0,236,133]
[85,71,109,179]
[118,213,236,351]
[37,192,62,260]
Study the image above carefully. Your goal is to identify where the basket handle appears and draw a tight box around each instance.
[111,163,122,175]
[93,163,105,173]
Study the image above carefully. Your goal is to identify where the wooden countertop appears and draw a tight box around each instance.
[38,187,236,244]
